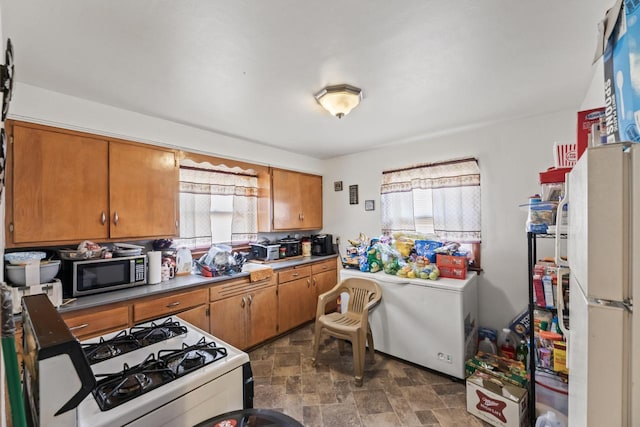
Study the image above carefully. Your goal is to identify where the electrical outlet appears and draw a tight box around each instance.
[437,352,453,363]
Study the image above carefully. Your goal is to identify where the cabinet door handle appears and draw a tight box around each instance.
[313,278,317,287]
[69,323,89,331]
[241,297,246,308]
[101,212,106,225]
[300,212,304,221]
[292,272,299,277]
[247,295,253,306]
[307,279,311,288]
[114,211,119,225]
[175,220,179,229]
[166,301,181,308]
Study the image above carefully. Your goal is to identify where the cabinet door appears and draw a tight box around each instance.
[271,169,323,231]
[300,173,322,229]
[210,294,247,349]
[109,141,178,239]
[272,169,302,230]
[175,304,209,333]
[314,269,338,313]
[10,123,109,244]
[278,277,315,332]
[246,286,278,348]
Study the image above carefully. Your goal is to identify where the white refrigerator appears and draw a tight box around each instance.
[565,143,638,426]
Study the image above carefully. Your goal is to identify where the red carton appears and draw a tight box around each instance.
[436,254,467,268]
[576,108,604,156]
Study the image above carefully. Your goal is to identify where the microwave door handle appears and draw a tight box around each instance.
[130,259,136,281]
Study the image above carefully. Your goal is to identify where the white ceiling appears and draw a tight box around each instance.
[1,1,611,159]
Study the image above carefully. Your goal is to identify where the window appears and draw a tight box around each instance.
[176,159,258,249]
[380,158,481,268]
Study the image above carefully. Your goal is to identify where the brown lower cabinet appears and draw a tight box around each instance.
[174,304,209,332]
[278,259,338,333]
[34,258,335,349]
[311,259,339,313]
[278,267,316,333]
[209,276,278,350]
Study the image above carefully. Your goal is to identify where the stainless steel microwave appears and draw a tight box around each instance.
[60,255,147,297]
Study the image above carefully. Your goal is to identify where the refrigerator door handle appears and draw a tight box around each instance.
[555,177,570,267]
[590,297,633,312]
[556,266,570,369]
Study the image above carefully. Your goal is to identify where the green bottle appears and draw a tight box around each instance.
[516,339,528,364]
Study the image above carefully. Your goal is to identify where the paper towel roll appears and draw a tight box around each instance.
[147,251,162,284]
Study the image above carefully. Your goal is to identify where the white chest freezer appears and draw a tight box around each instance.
[339,269,478,379]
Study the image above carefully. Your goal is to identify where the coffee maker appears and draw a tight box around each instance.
[311,234,334,256]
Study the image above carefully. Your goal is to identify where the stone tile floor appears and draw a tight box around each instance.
[249,323,491,426]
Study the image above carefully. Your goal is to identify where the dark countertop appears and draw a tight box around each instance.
[57,254,339,314]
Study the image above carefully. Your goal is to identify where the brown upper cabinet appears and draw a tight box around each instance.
[6,121,179,247]
[261,168,322,231]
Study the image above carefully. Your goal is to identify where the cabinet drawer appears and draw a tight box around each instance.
[278,266,311,284]
[134,289,207,322]
[311,259,337,274]
[210,276,275,302]
[63,305,130,340]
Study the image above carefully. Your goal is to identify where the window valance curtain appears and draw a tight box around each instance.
[177,159,258,248]
[380,158,481,242]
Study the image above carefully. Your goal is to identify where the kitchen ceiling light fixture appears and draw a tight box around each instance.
[314,84,362,118]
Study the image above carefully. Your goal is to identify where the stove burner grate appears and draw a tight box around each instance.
[82,318,188,364]
[159,337,228,377]
[82,331,141,365]
[130,318,188,346]
[92,355,175,411]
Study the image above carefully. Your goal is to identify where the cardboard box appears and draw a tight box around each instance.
[599,1,640,142]
[576,108,605,153]
[466,371,528,427]
[465,352,528,388]
[508,309,530,339]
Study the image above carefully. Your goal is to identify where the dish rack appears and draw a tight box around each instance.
[58,248,106,260]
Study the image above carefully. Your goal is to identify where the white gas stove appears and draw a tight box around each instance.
[76,316,253,427]
[21,295,253,427]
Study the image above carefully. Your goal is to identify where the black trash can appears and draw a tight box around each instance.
[194,408,304,427]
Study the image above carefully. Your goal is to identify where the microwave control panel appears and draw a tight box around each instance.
[135,258,146,282]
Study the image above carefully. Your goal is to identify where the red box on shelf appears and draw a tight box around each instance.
[436,254,467,268]
[438,265,467,280]
[577,108,604,155]
[539,167,572,184]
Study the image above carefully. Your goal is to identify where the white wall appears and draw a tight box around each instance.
[10,83,325,174]
[8,65,606,333]
[322,109,577,331]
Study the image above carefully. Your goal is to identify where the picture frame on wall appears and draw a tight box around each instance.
[349,185,359,205]
[365,200,375,211]
[334,181,343,191]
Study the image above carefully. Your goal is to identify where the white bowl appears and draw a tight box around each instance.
[6,260,61,285]
[4,251,47,265]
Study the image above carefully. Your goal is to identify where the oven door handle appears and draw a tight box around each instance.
[55,345,97,416]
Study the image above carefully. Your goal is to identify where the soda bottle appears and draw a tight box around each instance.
[497,328,516,359]
[501,336,516,359]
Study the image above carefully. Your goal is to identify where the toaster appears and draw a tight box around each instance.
[10,279,63,314]
[249,243,280,261]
